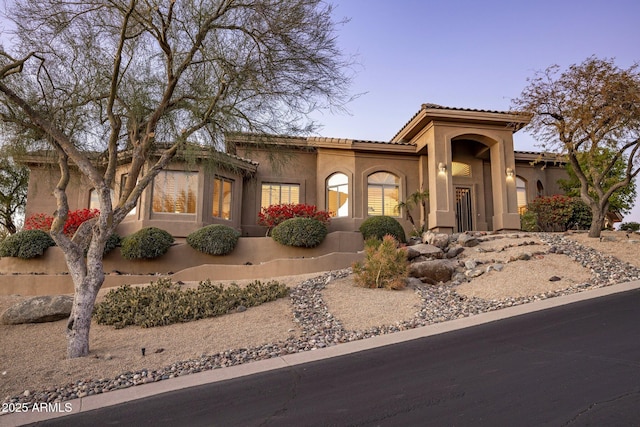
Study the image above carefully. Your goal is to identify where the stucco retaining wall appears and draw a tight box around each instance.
[0,232,364,296]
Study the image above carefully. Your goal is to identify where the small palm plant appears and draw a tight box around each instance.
[396,188,429,236]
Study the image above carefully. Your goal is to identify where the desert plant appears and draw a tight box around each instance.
[271,217,328,247]
[120,227,174,260]
[93,278,289,328]
[352,235,408,290]
[620,222,640,232]
[187,224,240,255]
[0,229,55,259]
[359,215,406,243]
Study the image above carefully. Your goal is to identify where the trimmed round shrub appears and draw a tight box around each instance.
[0,229,55,259]
[271,217,328,248]
[187,224,240,255]
[120,227,174,260]
[359,216,406,243]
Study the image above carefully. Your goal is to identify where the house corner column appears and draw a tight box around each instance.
[427,137,455,234]
[490,138,520,231]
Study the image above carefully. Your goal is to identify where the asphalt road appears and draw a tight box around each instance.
[32,288,640,426]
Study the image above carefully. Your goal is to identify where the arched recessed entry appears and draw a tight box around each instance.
[537,180,544,197]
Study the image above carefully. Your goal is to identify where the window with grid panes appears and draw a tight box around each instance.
[261,183,300,208]
[367,172,400,217]
[152,171,197,214]
[212,176,233,219]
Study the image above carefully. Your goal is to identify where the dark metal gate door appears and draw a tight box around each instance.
[455,187,473,232]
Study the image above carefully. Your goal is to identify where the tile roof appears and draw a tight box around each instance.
[392,103,531,141]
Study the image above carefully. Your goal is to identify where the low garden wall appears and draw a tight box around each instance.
[0,232,364,296]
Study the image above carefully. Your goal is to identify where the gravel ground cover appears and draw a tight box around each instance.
[1,231,639,408]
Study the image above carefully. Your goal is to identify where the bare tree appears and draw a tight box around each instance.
[513,57,640,238]
[0,0,354,358]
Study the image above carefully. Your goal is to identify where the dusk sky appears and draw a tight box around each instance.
[311,0,640,224]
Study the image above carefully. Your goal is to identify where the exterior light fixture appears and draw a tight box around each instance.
[506,167,514,178]
[438,162,447,175]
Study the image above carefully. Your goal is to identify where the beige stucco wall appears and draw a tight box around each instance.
[24,165,90,219]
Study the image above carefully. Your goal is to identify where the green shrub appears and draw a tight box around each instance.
[93,278,289,328]
[271,217,328,248]
[568,198,592,230]
[359,216,406,243]
[520,210,539,232]
[0,229,55,259]
[528,195,594,232]
[620,222,640,232]
[352,235,408,290]
[120,227,174,260]
[187,224,240,255]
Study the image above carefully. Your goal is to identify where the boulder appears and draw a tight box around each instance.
[421,231,450,249]
[408,259,455,284]
[445,244,465,258]
[0,295,73,325]
[405,243,444,260]
[458,234,479,247]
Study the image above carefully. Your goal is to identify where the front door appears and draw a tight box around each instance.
[455,187,473,232]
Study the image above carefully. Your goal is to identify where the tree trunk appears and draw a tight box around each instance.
[66,277,102,358]
[64,242,106,358]
[588,209,605,238]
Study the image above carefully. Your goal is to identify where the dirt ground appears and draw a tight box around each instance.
[1,231,638,401]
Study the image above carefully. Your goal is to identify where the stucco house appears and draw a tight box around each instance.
[22,104,569,238]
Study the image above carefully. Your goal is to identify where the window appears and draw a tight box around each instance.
[213,176,233,220]
[261,183,300,208]
[326,173,349,217]
[537,180,544,197]
[152,171,197,214]
[452,162,472,177]
[516,176,527,214]
[89,188,115,210]
[119,174,137,216]
[367,172,400,217]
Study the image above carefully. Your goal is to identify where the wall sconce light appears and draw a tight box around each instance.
[506,167,514,179]
[438,162,447,175]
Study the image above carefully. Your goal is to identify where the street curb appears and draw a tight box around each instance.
[3,279,640,426]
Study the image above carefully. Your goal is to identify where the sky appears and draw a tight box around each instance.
[309,0,640,224]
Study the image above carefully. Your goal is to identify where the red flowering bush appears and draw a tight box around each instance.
[527,195,587,232]
[25,208,100,237]
[258,204,330,234]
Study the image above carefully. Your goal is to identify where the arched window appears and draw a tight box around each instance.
[326,173,349,217]
[516,176,527,214]
[537,180,544,197]
[367,172,400,217]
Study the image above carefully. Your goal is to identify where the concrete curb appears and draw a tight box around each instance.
[3,279,640,426]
